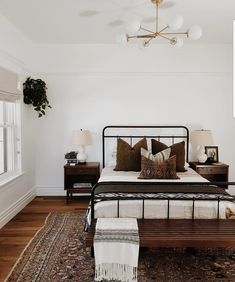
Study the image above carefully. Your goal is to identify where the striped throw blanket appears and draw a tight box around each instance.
[94,218,139,282]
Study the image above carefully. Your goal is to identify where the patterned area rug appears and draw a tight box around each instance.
[6,212,235,282]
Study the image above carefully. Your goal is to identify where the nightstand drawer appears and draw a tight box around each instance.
[66,167,98,175]
[197,166,227,175]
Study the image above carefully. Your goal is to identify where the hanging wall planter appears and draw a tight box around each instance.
[23,77,51,117]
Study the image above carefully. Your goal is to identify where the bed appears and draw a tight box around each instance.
[86,125,235,250]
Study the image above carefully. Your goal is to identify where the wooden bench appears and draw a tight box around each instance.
[86,219,235,249]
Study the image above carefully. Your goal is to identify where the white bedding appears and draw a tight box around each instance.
[99,166,208,183]
[90,166,235,221]
[94,199,235,220]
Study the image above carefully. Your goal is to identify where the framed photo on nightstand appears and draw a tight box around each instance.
[205,146,219,163]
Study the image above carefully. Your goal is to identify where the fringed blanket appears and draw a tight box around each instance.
[94,218,139,282]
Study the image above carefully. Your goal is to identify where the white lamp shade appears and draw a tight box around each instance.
[116,33,128,44]
[72,129,92,146]
[168,15,184,30]
[126,19,141,33]
[137,40,145,50]
[191,130,213,146]
[188,25,202,40]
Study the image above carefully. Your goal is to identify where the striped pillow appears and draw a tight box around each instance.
[140,147,171,164]
[151,139,186,172]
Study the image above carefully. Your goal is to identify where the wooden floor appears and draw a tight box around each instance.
[0,196,89,282]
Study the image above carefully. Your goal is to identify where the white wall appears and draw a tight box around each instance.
[31,44,235,195]
[0,14,36,228]
[0,10,234,215]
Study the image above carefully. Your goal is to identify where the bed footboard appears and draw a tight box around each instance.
[90,181,235,221]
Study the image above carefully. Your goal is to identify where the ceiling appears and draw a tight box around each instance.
[0,0,234,44]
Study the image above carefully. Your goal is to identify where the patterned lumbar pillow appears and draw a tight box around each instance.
[138,155,179,179]
[140,148,171,164]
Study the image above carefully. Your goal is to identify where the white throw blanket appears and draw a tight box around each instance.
[94,218,139,282]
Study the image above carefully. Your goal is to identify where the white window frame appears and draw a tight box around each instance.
[233,20,235,117]
[0,99,22,187]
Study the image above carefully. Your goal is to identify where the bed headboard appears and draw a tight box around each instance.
[102,125,189,168]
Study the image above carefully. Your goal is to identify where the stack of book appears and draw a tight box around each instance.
[67,159,77,165]
[73,182,92,189]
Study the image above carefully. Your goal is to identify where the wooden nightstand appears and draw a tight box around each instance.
[189,162,229,189]
[64,162,100,203]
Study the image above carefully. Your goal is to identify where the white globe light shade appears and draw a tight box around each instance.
[115,33,128,44]
[126,19,141,33]
[168,15,184,30]
[137,40,145,50]
[188,25,202,40]
[170,37,184,48]
[175,37,184,48]
[143,40,150,48]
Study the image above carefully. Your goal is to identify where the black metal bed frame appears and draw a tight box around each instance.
[90,125,235,223]
[102,125,189,168]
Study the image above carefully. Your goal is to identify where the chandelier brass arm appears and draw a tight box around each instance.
[158,26,169,33]
[128,34,155,40]
[159,34,172,41]
[161,32,189,36]
[140,26,155,33]
[127,30,189,40]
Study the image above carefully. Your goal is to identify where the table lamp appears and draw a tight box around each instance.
[191,129,213,163]
[72,129,92,163]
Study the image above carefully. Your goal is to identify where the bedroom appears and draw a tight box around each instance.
[0,0,235,281]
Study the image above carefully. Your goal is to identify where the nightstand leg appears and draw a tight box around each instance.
[91,246,94,258]
[66,190,69,204]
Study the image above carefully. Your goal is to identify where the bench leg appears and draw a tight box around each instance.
[91,246,94,258]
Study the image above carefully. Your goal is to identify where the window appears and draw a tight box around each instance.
[0,100,21,179]
[0,66,21,184]
[234,20,235,117]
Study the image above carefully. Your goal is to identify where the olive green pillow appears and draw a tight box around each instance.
[114,138,147,171]
[151,139,186,172]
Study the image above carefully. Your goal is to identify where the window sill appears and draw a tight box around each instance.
[0,171,25,188]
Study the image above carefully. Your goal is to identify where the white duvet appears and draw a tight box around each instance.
[91,166,235,220]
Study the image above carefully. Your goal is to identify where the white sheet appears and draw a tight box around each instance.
[99,166,208,183]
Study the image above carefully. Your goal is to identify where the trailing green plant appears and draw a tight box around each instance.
[23,77,51,117]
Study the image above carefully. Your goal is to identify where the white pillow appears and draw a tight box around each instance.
[107,150,117,166]
[141,147,171,163]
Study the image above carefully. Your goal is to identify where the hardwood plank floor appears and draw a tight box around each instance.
[0,196,89,282]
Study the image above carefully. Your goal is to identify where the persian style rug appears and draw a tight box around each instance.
[6,212,235,282]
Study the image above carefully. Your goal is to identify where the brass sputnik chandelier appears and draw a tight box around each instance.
[118,0,202,47]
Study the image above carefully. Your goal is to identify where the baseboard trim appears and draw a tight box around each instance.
[227,187,235,196]
[0,187,36,228]
[36,186,66,196]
